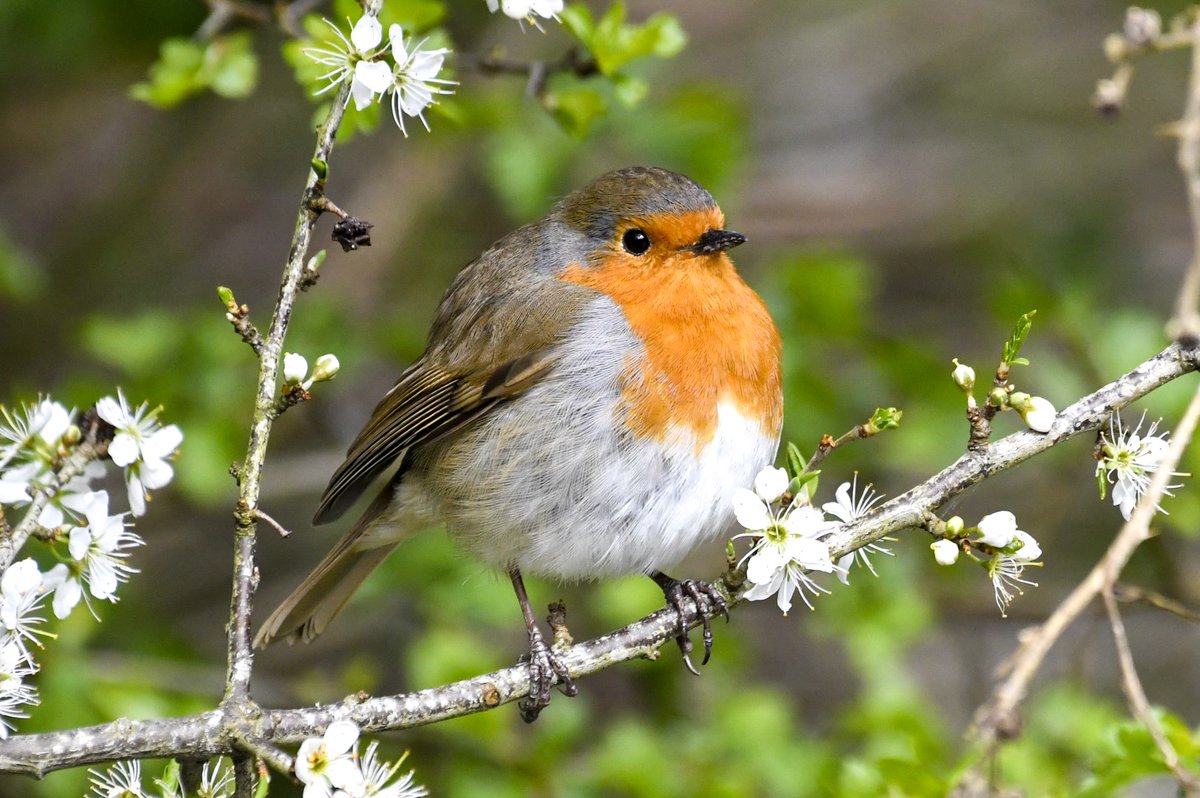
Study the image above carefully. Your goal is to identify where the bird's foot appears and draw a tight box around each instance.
[652,574,730,675]
[517,624,576,723]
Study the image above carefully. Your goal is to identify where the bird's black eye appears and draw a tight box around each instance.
[622,228,651,255]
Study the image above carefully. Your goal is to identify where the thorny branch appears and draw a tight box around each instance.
[0,341,1194,778]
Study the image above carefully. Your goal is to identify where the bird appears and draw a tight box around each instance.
[255,165,783,722]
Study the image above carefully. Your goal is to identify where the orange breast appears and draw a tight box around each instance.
[559,246,782,446]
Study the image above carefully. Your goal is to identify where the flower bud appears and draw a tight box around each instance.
[1092,78,1124,115]
[945,515,964,537]
[988,387,1009,408]
[930,539,959,566]
[951,359,976,392]
[1104,32,1131,63]
[310,354,341,384]
[1123,7,1161,48]
[1019,395,1056,433]
[1009,391,1031,410]
[282,352,308,385]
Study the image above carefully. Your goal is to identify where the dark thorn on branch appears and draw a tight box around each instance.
[332,217,373,252]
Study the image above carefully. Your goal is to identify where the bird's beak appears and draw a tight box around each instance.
[687,228,747,254]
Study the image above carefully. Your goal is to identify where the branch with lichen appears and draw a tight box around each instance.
[0,338,1193,779]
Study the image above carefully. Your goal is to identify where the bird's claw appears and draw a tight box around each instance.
[658,576,728,671]
[517,626,576,723]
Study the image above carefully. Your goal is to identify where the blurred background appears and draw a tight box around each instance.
[2,0,1199,795]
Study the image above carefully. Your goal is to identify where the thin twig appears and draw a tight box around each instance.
[462,48,598,98]
[1171,16,1200,341]
[254,509,293,539]
[968,380,1200,751]
[1102,586,1200,795]
[1113,583,1200,623]
[0,443,99,571]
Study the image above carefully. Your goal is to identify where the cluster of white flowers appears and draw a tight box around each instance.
[89,758,234,798]
[304,14,456,136]
[948,359,1057,434]
[0,392,180,737]
[485,0,563,28]
[1096,412,1184,520]
[732,466,891,614]
[296,720,427,798]
[929,510,1043,616]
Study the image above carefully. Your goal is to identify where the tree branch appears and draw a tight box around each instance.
[967,376,1200,753]
[1,341,1193,778]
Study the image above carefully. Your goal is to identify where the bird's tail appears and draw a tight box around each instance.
[253,540,398,647]
[254,479,417,647]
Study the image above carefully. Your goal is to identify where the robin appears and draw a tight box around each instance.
[255,166,783,721]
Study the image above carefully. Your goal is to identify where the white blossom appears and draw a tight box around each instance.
[989,555,1038,617]
[821,475,891,582]
[88,760,145,798]
[40,491,140,617]
[96,391,182,516]
[359,743,428,798]
[0,399,71,471]
[385,25,456,136]
[735,495,836,615]
[486,0,564,25]
[930,539,960,566]
[1096,412,1184,520]
[310,354,341,385]
[0,638,38,739]
[296,720,364,798]
[0,558,49,657]
[305,14,394,110]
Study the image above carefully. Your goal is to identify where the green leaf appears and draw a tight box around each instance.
[611,73,649,107]
[563,1,687,75]
[544,82,608,138]
[1001,309,1037,365]
[130,33,258,108]
[785,441,806,479]
[130,37,205,108]
[202,31,258,99]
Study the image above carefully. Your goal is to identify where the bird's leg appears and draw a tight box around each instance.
[650,571,730,675]
[510,567,576,723]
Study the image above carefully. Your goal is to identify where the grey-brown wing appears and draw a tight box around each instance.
[311,347,559,525]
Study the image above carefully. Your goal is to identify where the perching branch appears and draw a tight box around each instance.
[0,339,1193,778]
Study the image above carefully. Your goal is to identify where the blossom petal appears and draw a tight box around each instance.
[138,457,175,491]
[746,547,786,585]
[94,396,126,428]
[976,510,1017,547]
[108,434,140,467]
[732,489,771,531]
[52,577,81,619]
[350,14,383,52]
[324,720,360,756]
[143,425,183,461]
[389,24,410,64]
[752,466,789,503]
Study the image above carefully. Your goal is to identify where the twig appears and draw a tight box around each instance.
[232,754,257,798]
[0,442,99,571]
[0,341,1194,778]
[254,509,293,539]
[462,48,598,98]
[1113,583,1200,623]
[1102,586,1200,795]
[1171,16,1200,342]
[220,0,382,730]
[967,380,1200,752]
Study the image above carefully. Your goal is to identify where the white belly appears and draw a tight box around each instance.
[407,300,780,579]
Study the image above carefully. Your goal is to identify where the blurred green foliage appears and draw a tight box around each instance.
[5,0,1200,797]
